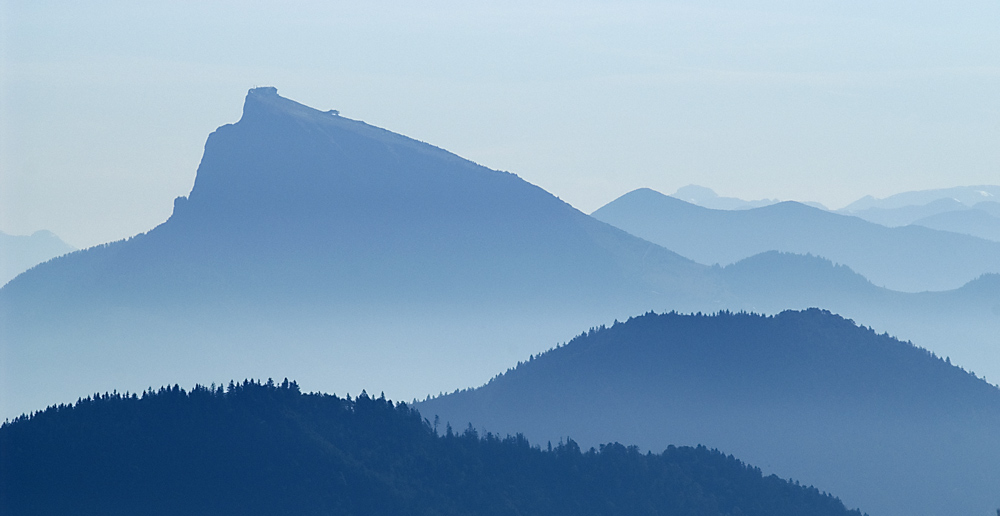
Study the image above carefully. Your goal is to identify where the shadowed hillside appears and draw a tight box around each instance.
[418,309,1000,516]
[0,380,864,516]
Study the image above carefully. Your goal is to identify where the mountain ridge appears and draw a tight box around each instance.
[0,379,865,516]
[841,185,1000,212]
[3,88,998,425]
[0,88,722,420]
[592,187,1000,292]
[0,229,76,287]
[417,309,1000,516]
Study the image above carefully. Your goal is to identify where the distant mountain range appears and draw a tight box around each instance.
[591,187,1000,292]
[841,185,1000,212]
[664,184,1000,242]
[839,197,966,227]
[671,185,828,211]
[418,309,1000,516]
[839,186,1000,241]
[2,88,998,422]
[670,184,782,210]
[0,230,75,287]
[910,204,1000,241]
[0,380,864,516]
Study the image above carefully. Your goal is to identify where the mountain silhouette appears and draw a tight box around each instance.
[838,197,968,227]
[0,87,725,419]
[910,202,1000,242]
[418,309,1000,516]
[591,187,1000,292]
[840,185,1000,212]
[0,380,864,516]
[839,189,1000,242]
[719,253,1000,382]
[2,88,998,422]
[0,230,75,287]
[12,88,712,307]
[670,185,827,211]
[671,184,779,210]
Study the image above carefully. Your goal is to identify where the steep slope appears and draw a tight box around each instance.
[0,230,75,287]
[591,187,1000,292]
[6,89,715,308]
[0,380,864,516]
[0,88,726,419]
[418,309,1000,516]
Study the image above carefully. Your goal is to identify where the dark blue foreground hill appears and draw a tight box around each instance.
[0,381,862,516]
[418,309,1000,516]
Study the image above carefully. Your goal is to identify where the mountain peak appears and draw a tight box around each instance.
[187,87,448,211]
[673,184,719,203]
[249,85,278,96]
[238,86,328,125]
[669,185,778,210]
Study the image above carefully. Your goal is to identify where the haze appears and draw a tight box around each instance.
[3,0,998,248]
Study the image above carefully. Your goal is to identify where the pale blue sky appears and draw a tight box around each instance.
[2,0,998,248]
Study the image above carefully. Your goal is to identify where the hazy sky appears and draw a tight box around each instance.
[2,0,998,248]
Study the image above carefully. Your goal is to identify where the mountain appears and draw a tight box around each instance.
[591,187,1000,292]
[3,88,999,421]
[911,202,1000,242]
[0,230,75,286]
[717,252,1000,378]
[17,88,711,307]
[670,185,826,211]
[417,309,1000,516]
[840,185,1000,212]
[839,189,1000,242]
[973,200,1000,218]
[0,87,727,419]
[840,197,968,227]
[671,184,779,210]
[0,380,864,516]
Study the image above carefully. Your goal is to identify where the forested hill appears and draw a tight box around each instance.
[417,309,1000,516]
[0,381,862,516]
